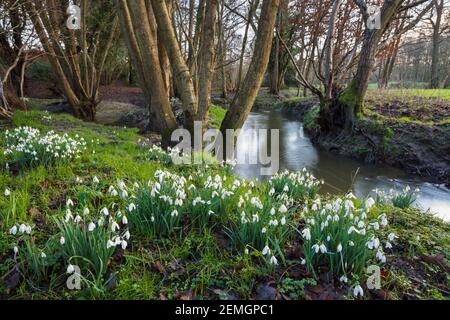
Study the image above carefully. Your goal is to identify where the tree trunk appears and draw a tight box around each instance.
[151,0,199,134]
[117,0,178,144]
[221,0,280,133]
[197,0,218,127]
[320,0,404,132]
[430,0,444,89]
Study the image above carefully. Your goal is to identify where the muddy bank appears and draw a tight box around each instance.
[276,99,450,187]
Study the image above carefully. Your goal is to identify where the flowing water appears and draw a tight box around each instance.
[234,110,450,221]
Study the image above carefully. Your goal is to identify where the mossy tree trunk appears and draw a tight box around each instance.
[319,0,404,133]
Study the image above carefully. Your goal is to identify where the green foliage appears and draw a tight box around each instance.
[279,277,317,299]
[303,105,320,130]
[209,105,227,129]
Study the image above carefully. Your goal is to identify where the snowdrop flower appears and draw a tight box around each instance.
[270,208,276,215]
[122,216,128,225]
[66,199,74,207]
[107,240,115,249]
[67,264,75,274]
[128,203,136,212]
[244,248,249,255]
[281,216,286,225]
[319,243,327,254]
[353,285,364,298]
[13,246,19,254]
[88,222,96,232]
[124,230,131,240]
[349,241,355,247]
[312,244,320,253]
[9,225,17,235]
[270,256,278,265]
[208,210,214,216]
[74,215,82,223]
[339,275,348,283]
[301,228,311,241]
[261,227,267,234]
[262,246,271,256]
[41,252,47,258]
[4,188,11,196]
[111,221,120,232]
[301,258,306,265]
[118,181,126,190]
[279,204,287,213]
[60,236,65,245]
[365,197,375,210]
[121,190,128,198]
[283,185,289,192]
[121,240,128,250]
[376,250,386,263]
[110,188,119,197]
[388,233,397,242]
[346,192,356,199]
[337,243,343,253]
[171,209,179,217]
[83,207,90,216]
[269,188,275,196]
[385,241,393,249]
[19,224,27,234]
[93,176,100,184]
[101,207,109,216]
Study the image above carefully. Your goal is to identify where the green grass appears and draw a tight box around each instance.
[209,104,227,129]
[368,88,450,101]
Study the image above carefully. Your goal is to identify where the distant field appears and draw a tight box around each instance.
[374,89,450,101]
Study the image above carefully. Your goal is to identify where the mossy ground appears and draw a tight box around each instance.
[0,110,448,300]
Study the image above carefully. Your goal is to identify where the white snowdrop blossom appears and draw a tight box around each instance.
[353,285,364,298]
[270,256,278,265]
[88,222,96,232]
[9,225,18,235]
[67,264,75,274]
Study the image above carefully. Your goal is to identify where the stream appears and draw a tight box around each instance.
[234,110,450,221]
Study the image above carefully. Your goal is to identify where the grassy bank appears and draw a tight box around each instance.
[0,111,448,300]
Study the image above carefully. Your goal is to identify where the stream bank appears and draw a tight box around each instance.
[275,97,450,188]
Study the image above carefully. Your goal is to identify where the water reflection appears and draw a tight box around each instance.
[234,110,450,221]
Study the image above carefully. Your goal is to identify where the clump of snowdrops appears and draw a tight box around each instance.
[187,173,236,229]
[144,144,177,165]
[374,185,419,209]
[225,182,295,266]
[3,126,87,168]
[8,223,55,283]
[269,169,323,201]
[57,196,131,283]
[129,170,187,237]
[299,194,397,298]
